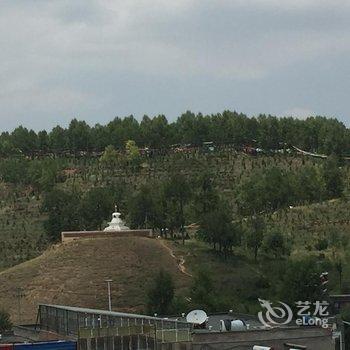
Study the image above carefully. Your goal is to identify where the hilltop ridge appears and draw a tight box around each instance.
[0,237,190,323]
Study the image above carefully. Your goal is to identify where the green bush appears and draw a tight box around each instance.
[0,309,12,332]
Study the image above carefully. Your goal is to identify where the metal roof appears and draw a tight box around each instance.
[39,304,188,324]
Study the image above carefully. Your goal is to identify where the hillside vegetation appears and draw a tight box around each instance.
[0,237,190,323]
[2,113,350,320]
[0,151,320,269]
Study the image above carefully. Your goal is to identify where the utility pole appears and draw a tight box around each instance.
[105,279,113,311]
[14,287,25,324]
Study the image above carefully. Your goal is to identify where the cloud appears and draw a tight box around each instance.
[0,0,349,130]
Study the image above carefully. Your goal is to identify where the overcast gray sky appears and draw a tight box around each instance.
[1,0,349,131]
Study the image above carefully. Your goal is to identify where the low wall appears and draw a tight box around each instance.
[61,229,152,242]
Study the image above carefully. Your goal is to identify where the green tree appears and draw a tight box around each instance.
[140,115,170,148]
[146,269,175,315]
[67,119,91,151]
[37,130,49,151]
[236,167,296,215]
[0,157,29,184]
[80,188,115,230]
[125,139,140,166]
[278,257,330,306]
[328,228,347,258]
[42,189,81,241]
[246,216,265,262]
[11,126,37,154]
[121,116,141,144]
[263,229,289,259]
[127,184,162,230]
[28,159,59,193]
[199,201,239,257]
[194,172,219,220]
[318,117,348,155]
[49,125,67,152]
[257,115,281,149]
[295,166,326,203]
[164,175,192,244]
[100,145,118,169]
[190,268,217,311]
[39,160,59,192]
[335,259,343,291]
[106,117,124,148]
[322,155,344,198]
[0,309,12,332]
[0,136,16,156]
[91,123,111,150]
[176,111,203,144]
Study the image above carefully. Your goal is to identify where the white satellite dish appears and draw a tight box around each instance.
[186,310,208,325]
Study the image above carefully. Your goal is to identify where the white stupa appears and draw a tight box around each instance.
[104,205,130,231]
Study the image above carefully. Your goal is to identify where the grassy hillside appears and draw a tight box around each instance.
[0,182,47,270]
[0,237,190,324]
[1,199,350,323]
[266,199,350,251]
[1,151,350,322]
[167,201,350,314]
[0,151,318,269]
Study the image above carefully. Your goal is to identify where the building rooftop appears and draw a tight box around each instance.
[39,304,189,324]
[170,312,264,332]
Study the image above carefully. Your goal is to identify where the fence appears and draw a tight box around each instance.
[38,304,192,338]
[77,324,192,350]
[155,329,191,343]
[78,325,155,350]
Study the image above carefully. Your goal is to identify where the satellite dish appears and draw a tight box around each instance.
[186,310,207,325]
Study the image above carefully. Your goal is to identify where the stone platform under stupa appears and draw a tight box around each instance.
[61,206,152,242]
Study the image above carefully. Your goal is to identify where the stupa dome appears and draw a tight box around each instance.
[104,205,130,231]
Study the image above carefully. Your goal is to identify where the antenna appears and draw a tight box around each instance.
[186,310,208,325]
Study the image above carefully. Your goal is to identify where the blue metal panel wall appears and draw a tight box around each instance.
[14,341,76,350]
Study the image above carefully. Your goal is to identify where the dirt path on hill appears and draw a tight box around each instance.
[158,239,193,277]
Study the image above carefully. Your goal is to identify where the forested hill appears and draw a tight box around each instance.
[1,114,350,317]
[0,111,349,157]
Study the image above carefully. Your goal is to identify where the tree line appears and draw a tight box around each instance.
[0,111,349,156]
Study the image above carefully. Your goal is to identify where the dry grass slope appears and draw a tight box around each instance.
[0,237,190,324]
